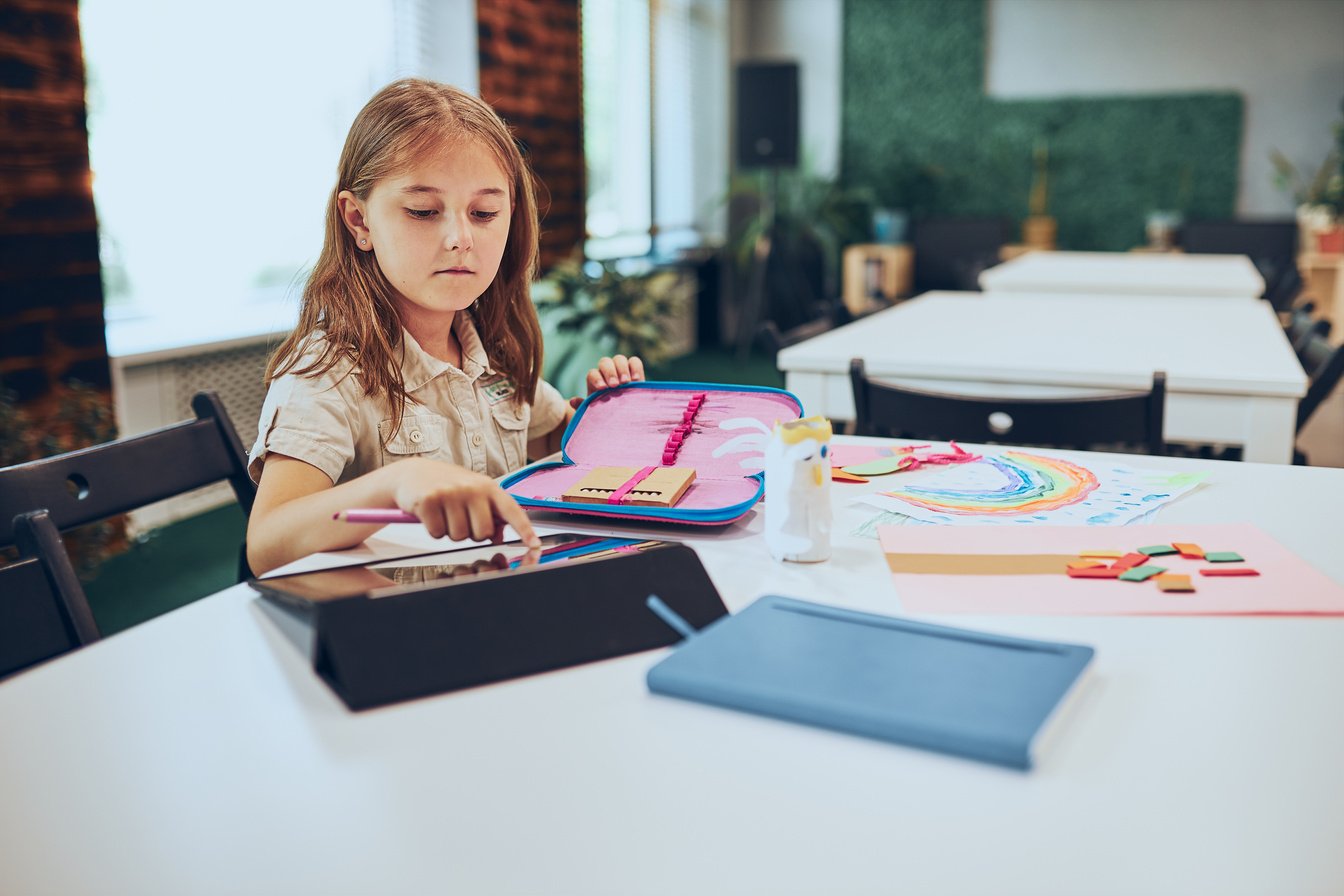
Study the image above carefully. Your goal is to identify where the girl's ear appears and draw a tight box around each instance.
[337,190,372,250]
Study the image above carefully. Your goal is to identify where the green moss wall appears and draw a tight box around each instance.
[841,0,1243,250]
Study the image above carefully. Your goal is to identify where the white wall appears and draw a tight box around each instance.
[737,0,1343,215]
[986,0,1344,216]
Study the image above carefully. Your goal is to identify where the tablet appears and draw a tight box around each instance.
[250,533,678,607]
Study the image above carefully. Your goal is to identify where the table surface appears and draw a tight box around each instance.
[979,250,1266,298]
[2,440,1341,896]
[777,291,1306,397]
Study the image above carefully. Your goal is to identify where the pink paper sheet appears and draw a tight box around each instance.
[878,522,1344,615]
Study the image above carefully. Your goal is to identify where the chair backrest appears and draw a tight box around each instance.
[1179,218,1298,303]
[1,510,99,679]
[1296,333,1344,431]
[0,391,256,550]
[850,358,1168,456]
[1285,307,1331,361]
[910,216,1012,293]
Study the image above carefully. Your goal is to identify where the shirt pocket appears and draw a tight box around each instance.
[489,401,531,470]
[379,413,446,463]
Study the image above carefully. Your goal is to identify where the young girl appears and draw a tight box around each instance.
[246,79,643,575]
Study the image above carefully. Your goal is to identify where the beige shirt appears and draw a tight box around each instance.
[248,314,568,486]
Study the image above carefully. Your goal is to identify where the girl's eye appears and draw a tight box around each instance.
[405,208,437,220]
[472,210,500,221]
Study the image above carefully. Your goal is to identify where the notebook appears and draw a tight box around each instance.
[645,595,1094,771]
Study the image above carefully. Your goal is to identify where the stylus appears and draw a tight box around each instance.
[332,508,420,524]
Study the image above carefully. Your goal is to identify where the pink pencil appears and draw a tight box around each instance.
[332,508,421,524]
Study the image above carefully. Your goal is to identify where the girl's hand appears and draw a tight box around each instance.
[586,354,645,392]
[572,355,645,408]
[392,458,539,547]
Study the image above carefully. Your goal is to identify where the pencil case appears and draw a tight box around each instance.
[500,381,803,524]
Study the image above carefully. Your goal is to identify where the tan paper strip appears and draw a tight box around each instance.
[885,553,1080,575]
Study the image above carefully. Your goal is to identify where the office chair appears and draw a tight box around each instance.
[1296,331,1344,434]
[1,509,99,679]
[910,216,1013,294]
[1284,306,1332,363]
[0,391,257,579]
[1180,218,1299,309]
[849,359,1168,456]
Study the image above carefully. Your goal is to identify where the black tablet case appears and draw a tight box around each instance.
[254,542,727,711]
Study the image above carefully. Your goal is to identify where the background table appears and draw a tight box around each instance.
[979,250,1265,299]
[1,442,1341,895]
[777,291,1307,463]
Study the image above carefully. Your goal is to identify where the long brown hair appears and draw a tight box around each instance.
[267,79,544,428]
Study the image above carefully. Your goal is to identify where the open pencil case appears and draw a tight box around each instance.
[501,381,803,524]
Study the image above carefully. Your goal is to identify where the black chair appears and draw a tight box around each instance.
[850,359,1168,456]
[910,216,1013,294]
[1297,331,1344,435]
[1180,219,1299,310]
[0,391,257,579]
[1285,306,1332,364]
[1,509,99,679]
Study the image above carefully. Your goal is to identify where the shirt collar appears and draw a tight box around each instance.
[398,313,494,392]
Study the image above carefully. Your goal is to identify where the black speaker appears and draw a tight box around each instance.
[736,62,799,169]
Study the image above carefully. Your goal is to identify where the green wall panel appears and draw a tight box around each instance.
[842,0,1243,251]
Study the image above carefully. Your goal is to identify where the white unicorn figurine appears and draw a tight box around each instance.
[762,416,833,562]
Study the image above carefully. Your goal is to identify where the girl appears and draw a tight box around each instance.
[246,79,643,575]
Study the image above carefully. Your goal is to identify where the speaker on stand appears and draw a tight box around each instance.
[733,61,804,359]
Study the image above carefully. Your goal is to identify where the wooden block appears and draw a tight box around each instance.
[561,466,696,507]
[1199,567,1260,577]
[1171,542,1205,559]
[1156,574,1195,593]
[1204,551,1244,563]
[1113,552,1148,570]
[1138,544,1178,556]
[1118,565,1166,582]
[1066,566,1124,579]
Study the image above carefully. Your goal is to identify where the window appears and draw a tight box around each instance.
[581,0,729,260]
[80,0,477,328]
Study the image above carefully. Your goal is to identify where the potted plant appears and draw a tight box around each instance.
[1271,105,1344,254]
[533,252,695,397]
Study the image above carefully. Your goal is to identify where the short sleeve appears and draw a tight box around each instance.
[526,378,569,442]
[248,364,360,486]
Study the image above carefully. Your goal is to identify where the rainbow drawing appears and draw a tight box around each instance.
[881,451,1099,516]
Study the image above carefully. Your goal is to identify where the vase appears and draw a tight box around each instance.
[1317,223,1344,254]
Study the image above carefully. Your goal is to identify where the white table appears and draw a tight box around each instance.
[979,250,1265,299]
[1,442,1342,896]
[778,291,1308,463]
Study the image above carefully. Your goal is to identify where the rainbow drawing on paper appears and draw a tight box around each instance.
[883,451,1099,516]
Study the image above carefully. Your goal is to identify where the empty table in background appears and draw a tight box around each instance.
[979,251,1265,299]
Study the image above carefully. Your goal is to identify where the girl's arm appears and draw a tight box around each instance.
[526,354,646,460]
[246,454,539,575]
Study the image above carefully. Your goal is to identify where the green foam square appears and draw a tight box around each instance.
[1204,551,1244,563]
[1119,565,1166,582]
[1138,544,1178,556]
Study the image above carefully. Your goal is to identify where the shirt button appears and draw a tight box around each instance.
[409,430,423,444]
[471,433,483,447]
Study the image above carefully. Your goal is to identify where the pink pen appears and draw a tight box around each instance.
[332,508,421,524]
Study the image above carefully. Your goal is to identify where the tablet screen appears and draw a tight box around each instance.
[251,533,678,606]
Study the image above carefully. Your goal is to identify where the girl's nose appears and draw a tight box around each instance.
[444,214,473,252]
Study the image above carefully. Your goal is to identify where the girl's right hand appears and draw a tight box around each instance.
[393,458,540,547]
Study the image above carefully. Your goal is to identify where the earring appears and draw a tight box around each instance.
[360,239,368,246]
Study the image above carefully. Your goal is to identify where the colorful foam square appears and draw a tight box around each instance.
[1204,551,1244,563]
[1079,549,1123,559]
[1113,552,1148,570]
[1172,542,1205,559]
[1066,566,1124,579]
[1118,565,1166,582]
[1199,567,1260,577]
[1139,544,1179,556]
[1067,559,1106,570]
[1156,574,1195,593]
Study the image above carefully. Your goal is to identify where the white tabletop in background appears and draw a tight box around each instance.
[978,250,1266,298]
[1,440,1341,896]
[777,291,1305,397]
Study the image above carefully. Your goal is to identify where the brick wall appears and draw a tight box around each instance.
[477,0,584,272]
[0,0,110,425]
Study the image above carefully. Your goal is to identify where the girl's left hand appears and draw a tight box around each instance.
[585,354,645,392]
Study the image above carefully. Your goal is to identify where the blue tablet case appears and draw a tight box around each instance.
[645,595,1094,770]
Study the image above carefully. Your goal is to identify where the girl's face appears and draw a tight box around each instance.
[343,139,512,325]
